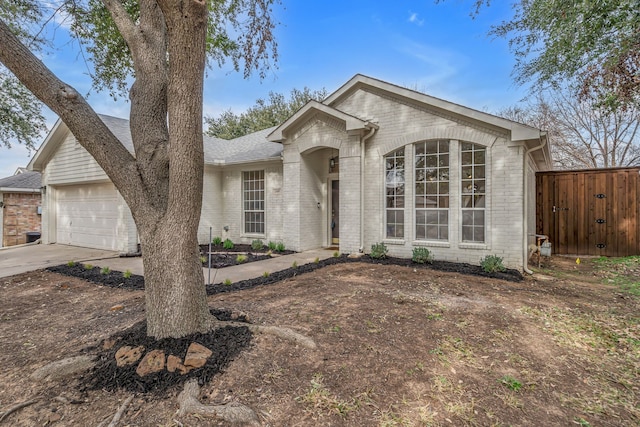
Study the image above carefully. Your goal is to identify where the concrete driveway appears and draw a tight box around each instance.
[0,243,120,278]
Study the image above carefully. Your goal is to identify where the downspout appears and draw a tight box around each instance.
[522,132,547,274]
[359,125,377,252]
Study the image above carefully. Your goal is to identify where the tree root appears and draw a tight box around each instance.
[107,395,134,427]
[247,324,317,349]
[178,379,259,425]
[0,398,39,424]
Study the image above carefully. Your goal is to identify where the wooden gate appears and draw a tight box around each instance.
[536,168,640,257]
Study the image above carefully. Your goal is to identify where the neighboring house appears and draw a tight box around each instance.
[0,169,42,247]
[28,75,552,270]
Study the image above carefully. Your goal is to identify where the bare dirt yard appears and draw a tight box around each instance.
[1,256,638,426]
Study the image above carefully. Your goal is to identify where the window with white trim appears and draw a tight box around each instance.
[461,142,486,242]
[243,170,265,234]
[415,140,449,241]
[385,148,405,239]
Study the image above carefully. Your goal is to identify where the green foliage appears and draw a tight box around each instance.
[292,261,298,269]
[592,255,640,296]
[100,266,111,275]
[268,241,277,250]
[412,247,433,264]
[262,271,270,278]
[314,257,320,264]
[370,242,388,259]
[223,278,232,286]
[205,87,328,139]
[212,236,223,246]
[223,238,234,250]
[470,0,640,108]
[66,261,76,267]
[199,255,207,264]
[251,239,264,250]
[123,270,132,279]
[69,0,281,99]
[0,71,47,150]
[84,264,93,270]
[275,242,285,252]
[236,254,248,263]
[480,255,506,273]
[498,375,523,392]
[333,251,340,258]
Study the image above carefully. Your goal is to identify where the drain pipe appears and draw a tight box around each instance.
[359,125,377,252]
[522,133,547,274]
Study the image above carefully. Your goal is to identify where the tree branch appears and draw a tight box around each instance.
[100,0,139,47]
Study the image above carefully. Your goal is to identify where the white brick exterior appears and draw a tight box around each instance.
[31,75,550,267]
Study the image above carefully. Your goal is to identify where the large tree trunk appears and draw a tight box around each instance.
[0,2,215,339]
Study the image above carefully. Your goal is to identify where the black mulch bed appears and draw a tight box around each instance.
[47,255,522,297]
[46,264,145,290]
[200,243,295,256]
[201,252,272,268]
[83,309,252,394]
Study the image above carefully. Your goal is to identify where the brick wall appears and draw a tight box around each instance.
[2,192,41,247]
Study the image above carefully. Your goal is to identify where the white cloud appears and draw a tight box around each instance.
[408,12,424,26]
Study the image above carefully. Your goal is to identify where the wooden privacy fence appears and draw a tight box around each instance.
[536,167,640,257]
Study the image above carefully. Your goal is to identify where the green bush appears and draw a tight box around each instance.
[212,236,222,246]
[236,254,248,263]
[123,270,132,279]
[480,255,506,273]
[275,242,286,252]
[268,241,277,250]
[100,266,111,275]
[223,278,232,286]
[223,238,234,250]
[412,247,433,264]
[333,251,340,258]
[199,255,207,264]
[370,242,388,259]
[66,260,76,267]
[251,239,264,250]
[84,263,93,270]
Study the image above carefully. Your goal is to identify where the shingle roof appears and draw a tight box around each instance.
[97,115,282,165]
[0,171,41,190]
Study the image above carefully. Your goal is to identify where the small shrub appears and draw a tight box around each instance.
[100,266,110,275]
[266,249,273,256]
[236,254,248,263]
[292,261,298,268]
[275,242,286,252]
[84,264,93,270]
[268,241,277,250]
[66,260,76,267]
[123,270,132,279]
[370,242,388,259]
[223,238,234,250]
[223,278,232,286]
[412,247,433,264]
[333,251,340,258]
[314,257,320,264]
[199,255,207,264]
[212,236,222,245]
[499,375,522,391]
[251,239,264,250]
[480,255,506,273]
[263,271,270,278]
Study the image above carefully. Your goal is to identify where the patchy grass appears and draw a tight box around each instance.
[593,255,640,296]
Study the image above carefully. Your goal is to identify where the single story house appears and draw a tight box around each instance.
[28,75,552,270]
[0,168,42,247]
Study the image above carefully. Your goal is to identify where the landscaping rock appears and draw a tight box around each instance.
[184,343,212,368]
[167,354,189,375]
[115,345,144,367]
[136,350,165,376]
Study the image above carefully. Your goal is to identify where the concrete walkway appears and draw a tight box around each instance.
[0,243,338,284]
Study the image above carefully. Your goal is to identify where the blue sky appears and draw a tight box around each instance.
[0,1,528,177]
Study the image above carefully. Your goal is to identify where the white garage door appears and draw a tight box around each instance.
[56,183,120,250]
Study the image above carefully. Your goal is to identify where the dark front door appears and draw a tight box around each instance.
[331,180,339,245]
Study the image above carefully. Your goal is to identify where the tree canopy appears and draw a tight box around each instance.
[464,0,640,109]
[205,87,328,139]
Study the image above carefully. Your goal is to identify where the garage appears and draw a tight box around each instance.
[55,183,121,250]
